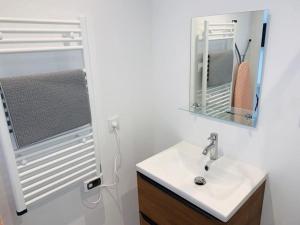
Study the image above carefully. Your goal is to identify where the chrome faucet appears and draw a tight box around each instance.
[202,133,218,160]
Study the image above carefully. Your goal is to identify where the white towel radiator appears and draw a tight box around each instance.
[0,16,101,215]
[198,21,236,116]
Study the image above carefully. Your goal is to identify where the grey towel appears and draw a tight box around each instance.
[0,69,91,149]
[207,50,234,87]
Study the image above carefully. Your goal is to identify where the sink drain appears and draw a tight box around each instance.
[194,176,206,185]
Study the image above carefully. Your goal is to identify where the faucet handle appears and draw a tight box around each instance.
[208,133,218,141]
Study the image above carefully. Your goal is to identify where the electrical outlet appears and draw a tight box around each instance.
[108,115,120,133]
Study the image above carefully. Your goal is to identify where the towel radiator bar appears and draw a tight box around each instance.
[0,38,83,43]
[0,17,80,24]
[0,16,100,215]
[0,46,84,54]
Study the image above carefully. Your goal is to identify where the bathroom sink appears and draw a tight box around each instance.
[136,141,267,222]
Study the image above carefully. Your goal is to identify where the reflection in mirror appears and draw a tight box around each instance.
[189,10,268,127]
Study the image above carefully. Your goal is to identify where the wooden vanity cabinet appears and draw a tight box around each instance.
[137,173,265,225]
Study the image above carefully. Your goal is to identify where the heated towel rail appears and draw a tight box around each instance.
[198,21,236,116]
[0,16,100,215]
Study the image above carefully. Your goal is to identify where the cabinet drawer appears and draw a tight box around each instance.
[137,173,265,225]
[137,173,221,225]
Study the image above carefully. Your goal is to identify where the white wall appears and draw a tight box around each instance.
[151,1,300,225]
[0,1,153,225]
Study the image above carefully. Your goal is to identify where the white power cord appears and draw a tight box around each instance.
[83,124,121,209]
[100,127,121,187]
[82,191,103,209]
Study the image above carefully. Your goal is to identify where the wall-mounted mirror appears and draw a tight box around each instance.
[189,10,268,126]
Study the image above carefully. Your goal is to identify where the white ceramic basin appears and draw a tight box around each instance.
[136,141,267,222]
